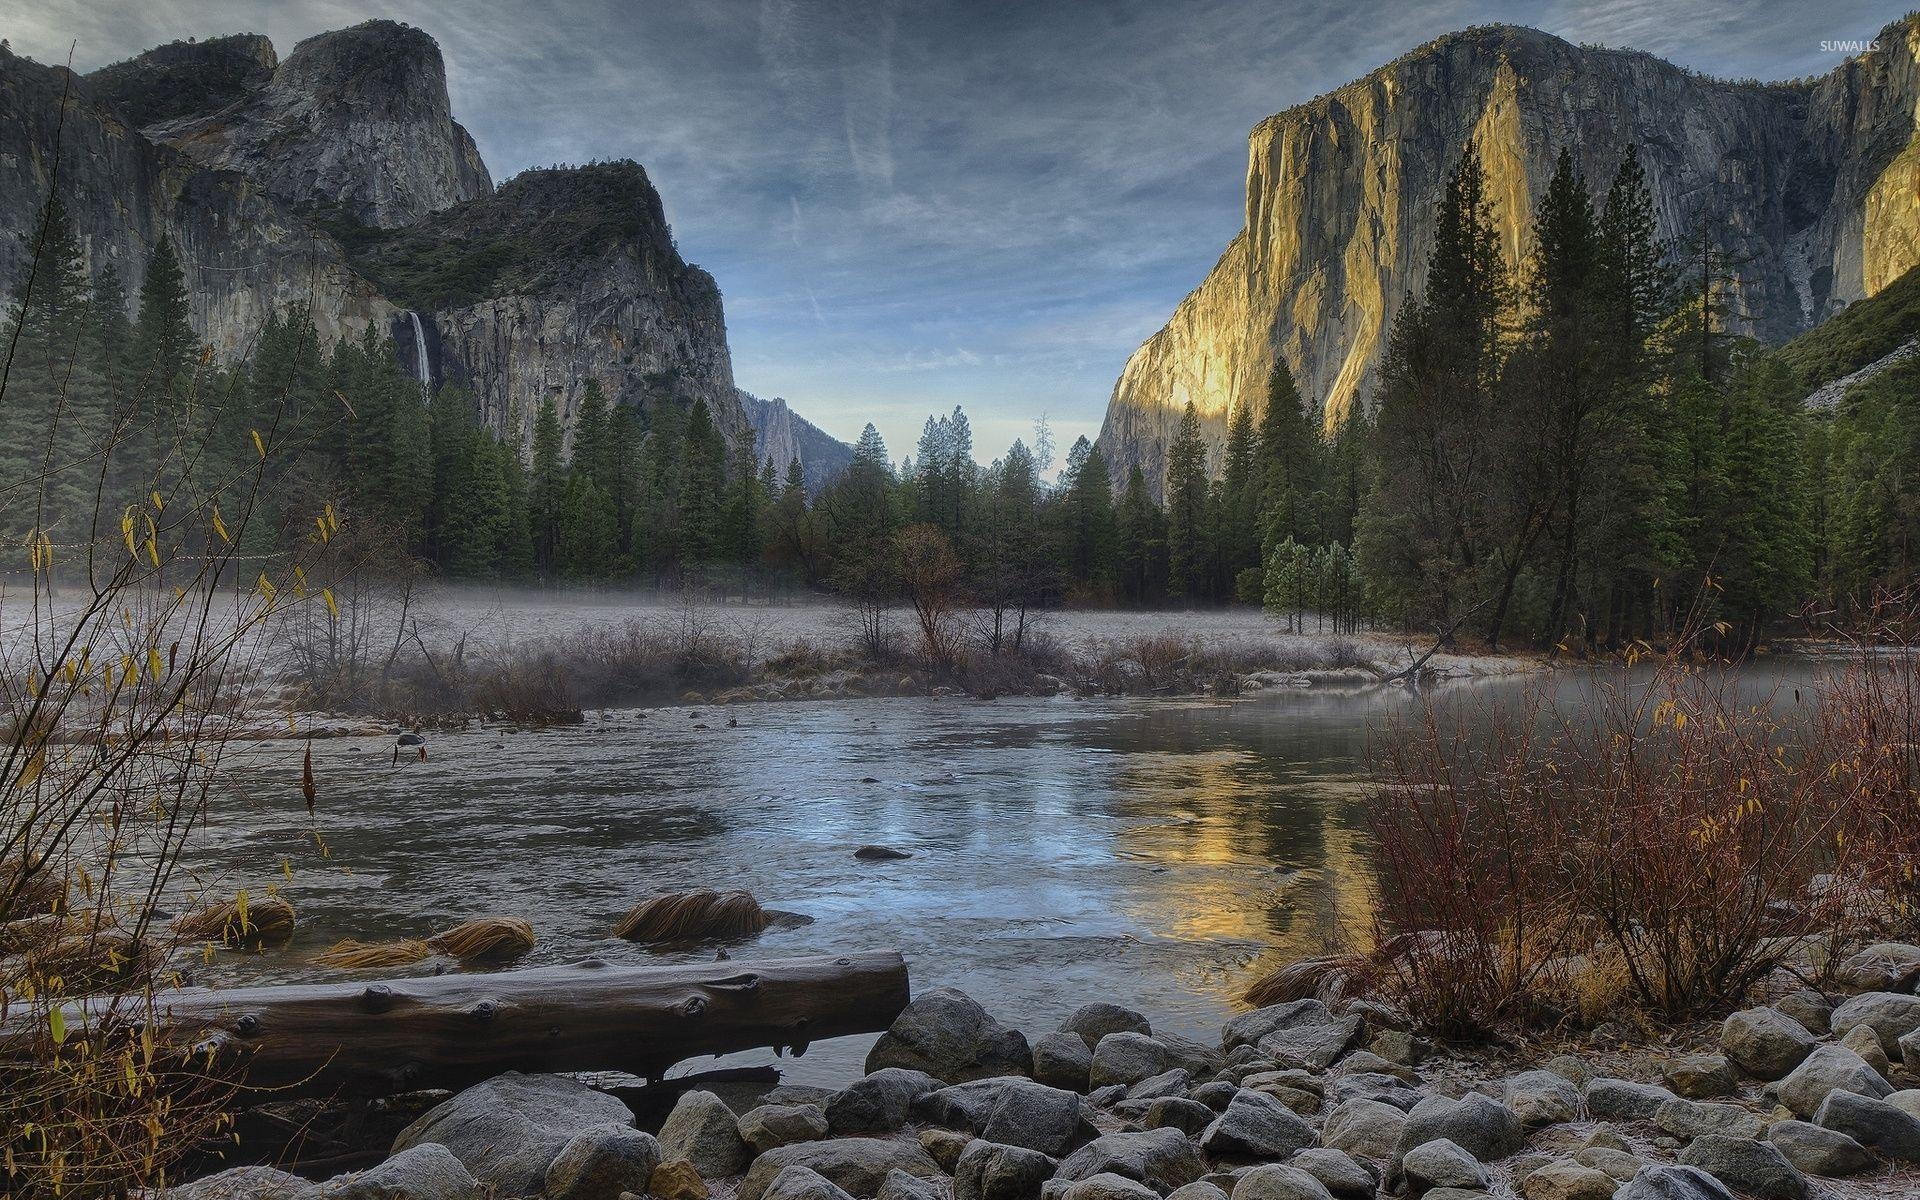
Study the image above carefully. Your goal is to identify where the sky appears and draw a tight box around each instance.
[10,0,1908,469]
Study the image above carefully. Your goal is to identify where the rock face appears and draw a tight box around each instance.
[740,391,854,495]
[1097,16,1920,496]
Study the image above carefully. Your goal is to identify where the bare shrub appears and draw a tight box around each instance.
[896,524,967,671]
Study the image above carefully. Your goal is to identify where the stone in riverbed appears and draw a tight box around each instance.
[1839,1023,1893,1076]
[1504,1070,1582,1127]
[1664,1054,1737,1099]
[1764,1120,1875,1177]
[980,1079,1100,1157]
[659,1090,752,1177]
[1130,1069,1192,1100]
[1676,1136,1804,1200]
[1146,1097,1220,1134]
[1813,1089,1920,1162]
[867,987,1033,1083]
[1051,1174,1165,1200]
[1401,1138,1489,1193]
[1192,1081,1238,1112]
[854,845,914,860]
[1322,1098,1407,1161]
[1768,1044,1891,1117]
[1831,942,1920,992]
[1164,1184,1228,1200]
[827,1068,941,1134]
[1653,1098,1766,1141]
[1584,1077,1676,1120]
[1327,1072,1420,1112]
[1287,1149,1374,1200]
[1522,1159,1621,1200]
[878,1170,942,1200]
[391,1072,637,1197]
[1720,1007,1815,1080]
[954,1139,1057,1200]
[651,1160,711,1200]
[1035,1031,1096,1092]
[1227,1164,1334,1200]
[1093,1032,1174,1089]
[544,1126,664,1200]
[1574,1147,1645,1183]
[1054,1129,1208,1195]
[1830,991,1920,1060]
[1615,1164,1737,1199]
[1198,1088,1318,1162]
[765,1166,859,1200]
[1391,1093,1524,1169]
[1063,1003,1153,1049]
[922,1128,974,1172]
[324,1143,483,1200]
[739,1104,831,1155]
[1220,1000,1335,1052]
[1254,1015,1361,1072]
[739,1139,944,1200]
[163,1167,321,1199]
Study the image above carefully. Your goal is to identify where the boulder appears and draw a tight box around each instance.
[1054,1174,1164,1200]
[1156,1034,1227,1081]
[1765,1120,1875,1177]
[1676,1136,1804,1200]
[1035,1031,1096,1092]
[1331,1051,1414,1083]
[828,1069,942,1135]
[544,1126,664,1200]
[1831,943,1920,992]
[1164,1185,1228,1200]
[1615,1165,1736,1200]
[878,1170,943,1200]
[740,1140,944,1200]
[1574,1147,1645,1183]
[1369,1030,1422,1067]
[1191,1082,1238,1112]
[1392,1093,1524,1168]
[1720,1008,1815,1080]
[1839,1023,1893,1076]
[1287,1150,1373,1200]
[1504,1070,1582,1127]
[1543,1056,1595,1087]
[1400,1139,1488,1193]
[1130,1070,1193,1100]
[954,1139,1057,1200]
[1813,1089,1920,1162]
[765,1166,859,1200]
[390,1072,636,1197]
[1892,1089,1920,1120]
[867,987,1033,1083]
[1585,1078,1676,1120]
[165,1168,321,1200]
[322,1144,482,1200]
[1664,1054,1736,1099]
[1198,1089,1318,1162]
[1831,991,1920,1060]
[1521,1159,1618,1200]
[1063,1003,1154,1049]
[1653,1098,1766,1141]
[659,1090,752,1178]
[917,1078,1018,1131]
[1227,1164,1334,1200]
[1093,1033,1174,1089]
[980,1079,1100,1157]
[1254,1016,1361,1072]
[923,1129,975,1172]
[1769,1044,1891,1117]
[1221,1001,1334,1052]
[1147,1098,1221,1135]
[1054,1129,1208,1196]
[1327,1073,1421,1112]
[1770,991,1832,1037]
[652,1160,711,1200]
[1322,1098,1407,1161]
[739,1104,831,1155]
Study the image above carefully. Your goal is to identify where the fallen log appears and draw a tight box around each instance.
[10,951,908,1098]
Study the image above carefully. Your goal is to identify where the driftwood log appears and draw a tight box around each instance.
[13,951,908,1098]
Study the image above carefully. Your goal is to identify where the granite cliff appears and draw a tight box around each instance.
[738,391,854,495]
[1098,17,1920,495]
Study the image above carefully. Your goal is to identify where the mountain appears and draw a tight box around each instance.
[1780,262,1920,408]
[737,391,854,495]
[0,21,745,453]
[1097,16,1920,495]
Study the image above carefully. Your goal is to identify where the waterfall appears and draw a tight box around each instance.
[407,310,431,395]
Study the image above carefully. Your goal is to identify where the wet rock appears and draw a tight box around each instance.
[1653,1098,1766,1141]
[391,1072,636,1197]
[1227,1164,1333,1200]
[324,1143,483,1200]
[1054,1129,1208,1196]
[923,1129,975,1172]
[1130,1070,1192,1100]
[1192,1082,1239,1112]
[1664,1054,1736,1099]
[1504,1070,1582,1127]
[740,1140,943,1200]
[1521,1160,1621,1200]
[1287,1149,1374,1200]
[1813,1089,1920,1161]
[955,1139,1057,1200]
[1676,1136,1804,1200]
[1392,1093,1524,1169]
[165,1167,321,1199]
[1035,1032,1096,1092]
[739,1104,831,1155]
[1839,1023,1893,1076]
[1830,991,1920,1060]
[980,1079,1101,1157]
[1322,1098,1407,1161]
[878,1169,942,1200]
[1615,1165,1735,1200]
[660,1090,752,1178]
[1584,1078,1676,1120]
[1198,1088,1318,1162]
[545,1126,664,1200]
[1146,1098,1219,1135]
[1254,1015,1361,1072]
[765,1166,859,1200]
[1093,1033,1174,1089]
[854,845,914,860]
[651,1160,711,1200]
[827,1069,942,1135]
[1052,1173,1166,1200]
[1721,1007,1816,1080]
[1220,1001,1334,1052]
[1769,1044,1892,1117]
[1064,1003,1154,1049]
[1831,943,1920,992]
[1765,1120,1876,1176]
[866,987,1033,1083]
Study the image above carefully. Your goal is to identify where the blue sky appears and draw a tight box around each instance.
[15,0,1906,468]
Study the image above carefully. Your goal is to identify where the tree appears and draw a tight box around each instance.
[529,397,565,574]
[555,472,620,579]
[1117,464,1159,605]
[678,398,726,566]
[1164,401,1210,602]
[1061,437,1118,594]
[1219,402,1261,594]
[1255,361,1324,555]
[897,522,966,669]
[130,235,197,402]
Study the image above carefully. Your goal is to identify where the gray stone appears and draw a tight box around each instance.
[1146,1098,1220,1135]
[1220,1001,1335,1052]
[1253,1016,1361,1072]
[1198,1088,1318,1162]
[660,1090,752,1178]
[1369,1030,1422,1066]
[879,1170,944,1200]
[1401,1138,1488,1193]
[740,1140,944,1200]
[1664,1054,1736,1099]
[1891,1089,1920,1120]
[954,1139,1057,1200]
[924,1129,975,1173]
[1720,1007,1815,1080]
[1130,1069,1193,1100]
[1585,1078,1676,1120]
[1064,1003,1154,1049]
[165,1168,322,1200]
[918,1078,1020,1130]
[1769,991,1832,1037]
[1054,1129,1208,1196]
[544,1126,664,1200]
[1839,1022,1893,1076]
[1089,1085,1128,1107]
[981,1079,1100,1157]
[1036,1031,1097,1092]
[1522,1159,1622,1200]
[1765,1119,1876,1176]
[828,1069,942,1135]
[1392,1093,1524,1167]
[1543,1056,1595,1087]
[1164,1183,1229,1200]
[1157,1034,1227,1081]
[1813,1089,1920,1162]
[1327,1073,1421,1112]
[1900,1030,1920,1078]
[1615,1164,1736,1200]
[391,1072,635,1197]
[321,1144,483,1200]
[1322,1098,1407,1161]
[765,1166,859,1200]
[1192,1081,1238,1112]
[1832,942,1920,992]
[1831,991,1920,1060]
[1287,1149,1374,1200]
[1653,1098,1767,1141]
[1574,1147,1646,1183]
[1505,1070,1582,1127]
[1227,1165,1334,1200]
[1769,1044,1892,1117]
[867,987,1033,1083]
[1332,1050,1414,1082]
[1676,1136,1804,1200]
[1093,1033,1175,1089]
[1055,1173,1165,1200]
[739,1104,830,1155]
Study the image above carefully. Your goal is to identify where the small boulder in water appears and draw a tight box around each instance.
[855,845,914,861]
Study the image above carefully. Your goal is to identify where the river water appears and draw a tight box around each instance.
[185,659,1826,1086]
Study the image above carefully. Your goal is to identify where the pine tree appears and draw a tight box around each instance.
[130,235,197,404]
[1061,436,1118,593]
[1164,401,1210,602]
[1255,361,1323,553]
[1219,403,1260,593]
[1117,464,1158,605]
[555,472,620,579]
[678,398,726,565]
[571,380,612,485]
[529,397,565,574]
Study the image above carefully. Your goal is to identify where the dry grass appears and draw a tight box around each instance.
[427,916,535,964]
[313,938,433,970]
[174,895,296,947]
[613,890,769,943]
[1242,954,1370,1008]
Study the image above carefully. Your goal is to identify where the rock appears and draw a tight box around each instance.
[855,845,914,860]
[1287,1149,1373,1200]
[1420,1191,1489,1200]
[166,1167,321,1199]
[1055,1129,1208,1196]
[1157,1034,1227,1081]
[1721,1008,1816,1080]
[1653,1099,1767,1141]
[1370,1030,1422,1066]
[867,987,1033,1083]
[1770,991,1832,1037]
[1392,1093,1524,1168]
[660,1090,752,1178]
[1227,1165,1334,1200]
[1089,1085,1128,1107]
[1543,1056,1595,1087]
[1579,1125,1630,1153]
[1505,1070,1583,1127]
[765,1166,859,1200]
[1220,1001,1334,1052]
[1198,1089,1318,1162]
[1832,943,1920,992]
[1522,1160,1623,1200]
[1064,1003,1154,1049]
[766,1085,837,1108]
[1574,1147,1645,1182]
[878,1171,942,1200]
[1327,1073,1421,1112]
[1585,1078,1677,1120]
[1093,1033,1174,1089]
[1831,991,1920,1059]
[391,1072,636,1197]
[1192,1082,1239,1112]
[923,1128,975,1172]
[1765,1119,1876,1176]
[651,1160,711,1200]
[545,1127,664,1200]
[1254,1016,1361,1072]
[1839,1022,1893,1076]
[321,1143,483,1200]
[1769,1044,1892,1117]
[1902,1030,1920,1078]
[1664,1054,1736,1099]
[1036,1031,1097,1092]
[1164,1184,1228,1200]
[739,1104,831,1155]
[1147,1098,1220,1135]
[1401,1138,1489,1193]
[740,1140,944,1200]
[1323,1098,1407,1161]
[1332,1051,1414,1083]
[1615,1165,1736,1200]
[1891,1089,1920,1120]
[1675,1136,1804,1200]
[1054,1174,1166,1200]
[954,1140,1057,1200]
[1129,1070,1192,1100]
[980,1079,1100,1157]
[1813,1089,1920,1162]
[828,1069,942,1135]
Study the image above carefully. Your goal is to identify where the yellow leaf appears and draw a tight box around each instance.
[16,748,45,790]
[323,588,339,620]
[148,647,165,681]
[151,490,164,513]
[48,1008,65,1045]
[212,507,231,545]
[251,429,266,459]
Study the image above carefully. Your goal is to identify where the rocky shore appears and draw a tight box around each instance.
[165,940,1920,1200]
